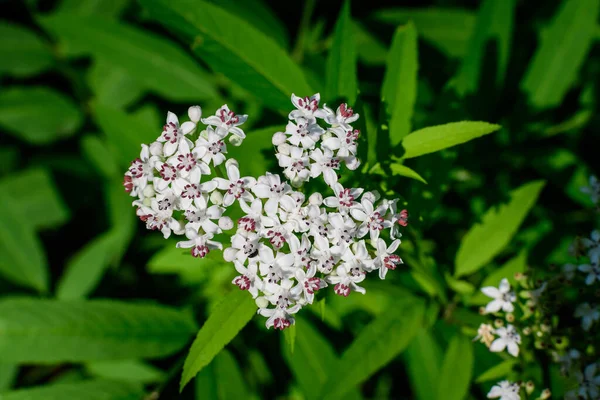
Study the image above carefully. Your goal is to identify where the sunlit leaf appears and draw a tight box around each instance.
[0,380,144,400]
[326,0,358,103]
[0,87,82,145]
[0,298,197,363]
[437,333,473,400]
[0,22,53,77]
[85,360,165,384]
[389,163,427,184]
[475,359,517,383]
[455,181,545,277]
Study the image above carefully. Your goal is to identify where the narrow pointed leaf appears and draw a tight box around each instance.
[85,360,165,383]
[455,181,545,277]
[180,289,256,391]
[437,333,474,400]
[326,1,358,103]
[475,359,517,383]
[0,380,144,400]
[140,0,313,111]
[390,163,427,184]
[404,330,442,400]
[401,121,500,159]
[0,298,197,363]
[382,22,418,145]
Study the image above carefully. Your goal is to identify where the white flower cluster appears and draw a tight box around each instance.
[124,94,409,330]
[487,380,521,400]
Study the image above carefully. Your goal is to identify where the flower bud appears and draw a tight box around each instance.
[494,319,504,328]
[523,327,532,335]
[210,191,223,205]
[225,158,239,169]
[309,192,323,206]
[541,389,551,399]
[218,216,233,230]
[506,313,515,323]
[255,296,269,309]
[142,197,152,207]
[142,184,155,199]
[345,156,360,170]
[272,132,287,146]
[149,141,163,156]
[229,134,244,147]
[277,143,291,155]
[188,105,202,123]
[525,381,534,395]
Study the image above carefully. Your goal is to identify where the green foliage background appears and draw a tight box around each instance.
[0,0,598,398]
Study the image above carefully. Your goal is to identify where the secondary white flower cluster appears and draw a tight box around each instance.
[487,380,521,400]
[124,94,409,330]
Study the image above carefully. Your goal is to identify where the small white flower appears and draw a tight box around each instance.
[572,363,600,400]
[258,301,301,330]
[183,194,223,234]
[176,229,222,258]
[290,263,326,305]
[213,163,256,207]
[487,380,521,400]
[582,230,600,264]
[481,278,516,313]
[373,238,402,279]
[322,103,359,129]
[323,183,363,214]
[201,104,247,138]
[581,175,600,204]
[489,324,521,357]
[188,105,202,123]
[276,146,310,185]
[289,93,324,122]
[258,246,295,284]
[578,263,600,285]
[575,303,600,331]
[252,173,292,215]
[223,230,261,263]
[322,126,359,159]
[232,261,263,298]
[326,264,366,297]
[351,196,391,241]
[284,118,323,148]
[387,199,408,239]
[157,111,196,157]
[563,263,577,280]
[474,323,495,347]
[194,127,227,166]
[309,147,340,186]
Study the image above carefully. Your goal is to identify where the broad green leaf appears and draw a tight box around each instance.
[401,121,500,159]
[373,8,476,58]
[140,0,313,111]
[56,0,130,19]
[180,289,256,391]
[81,135,120,180]
[0,380,144,400]
[39,14,216,102]
[404,330,442,400]
[0,193,48,292]
[521,0,599,109]
[0,22,53,77]
[437,333,473,400]
[389,163,427,184]
[475,359,517,383]
[318,299,425,399]
[444,272,476,295]
[354,22,387,65]
[213,349,250,400]
[0,364,18,393]
[56,230,123,300]
[453,0,515,95]
[326,1,358,103]
[455,181,545,277]
[0,298,197,363]
[382,22,418,145]
[85,360,165,383]
[94,104,157,166]
[468,250,528,305]
[0,168,70,230]
[88,61,144,109]
[0,87,82,145]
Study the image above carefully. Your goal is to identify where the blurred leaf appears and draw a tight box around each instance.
[444,272,476,295]
[521,0,599,109]
[105,182,135,266]
[213,349,251,400]
[0,87,82,145]
[88,61,144,109]
[80,135,120,180]
[468,250,527,305]
[0,168,70,230]
[437,333,473,400]
[389,163,427,184]
[228,125,284,177]
[56,230,122,300]
[404,330,442,400]
[318,298,425,399]
[354,22,387,65]
[94,104,157,166]
[39,13,216,102]
[0,22,53,77]
[0,147,19,176]
[205,0,289,49]
[56,0,130,19]
[180,289,256,391]
[382,22,418,145]
[283,323,296,355]
[326,0,358,103]
[373,8,476,58]
[0,380,143,400]
[195,363,218,400]
[147,245,225,284]
[85,360,165,383]
[455,181,545,277]
[453,0,515,95]
[0,298,197,363]
[0,364,18,393]
[0,193,49,292]
[475,359,517,383]
[401,121,500,159]
[140,0,313,111]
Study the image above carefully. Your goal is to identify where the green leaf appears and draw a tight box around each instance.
[227,125,284,178]
[455,181,545,277]
[213,349,250,400]
[0,364,18,393]
[453,0,516,95]
[94,104,157,166]
[475,359,517,383]
[318,299,425,399]
[373,8,476,58]
[401,121,500,159]
[0,22,53,77]
[468,250,528,305]
[0,380,144,400]
[382,22,418,145]
[326,0,358,103]
[0,87,82,145]
[39,13,216,102]
[195,363,218,400]
[282,323,296,355]
[354,22,388,65]
[437,333,474,400]
[88,61,144,109]
[444,272,476,295]
[56,0,130,19]
[180,289,256,391]
[85,360,165,384]
[389,163,427,184]
[404,330,442,400]
[0,193,49,292]
[521,0,599,109]
[80,135,121,180]
[0,298,197,363]
[139,0,313,111]
[56,230,122,300]
[147,245,226,284]
[0,168,70,230]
